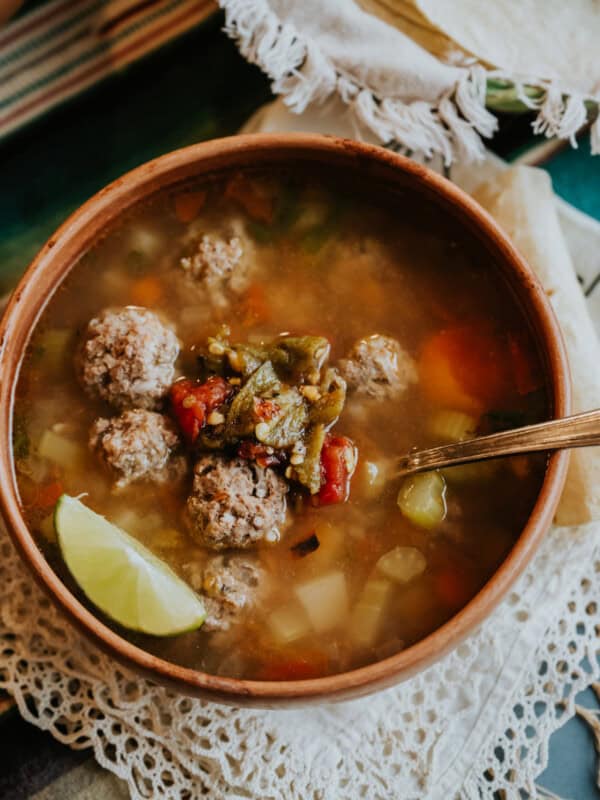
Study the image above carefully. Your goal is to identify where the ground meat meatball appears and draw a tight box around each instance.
[78,307,179,410]
[199,554,265,632]
[338,334,417,401]
[179,221,254,311]
[90,409,183,489]
[186,455,288,549]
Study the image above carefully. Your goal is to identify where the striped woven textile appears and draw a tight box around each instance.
[0,0,215,140]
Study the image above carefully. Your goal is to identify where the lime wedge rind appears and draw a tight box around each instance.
[55,495,205,636]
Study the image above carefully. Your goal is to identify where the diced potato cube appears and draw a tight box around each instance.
[376,546,426,584]
[295,571,349,633]
[268,604,311,644]
[38,429,84,471]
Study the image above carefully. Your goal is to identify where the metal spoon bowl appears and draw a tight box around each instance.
[396,409,600,478]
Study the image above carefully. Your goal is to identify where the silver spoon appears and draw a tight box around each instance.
[396,409,600,478]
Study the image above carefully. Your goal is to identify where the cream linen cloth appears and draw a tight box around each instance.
[219,0,600,164]
[0,113,599,797]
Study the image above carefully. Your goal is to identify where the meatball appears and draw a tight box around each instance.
[90,409,183,489]
[197,554,265,632]
[338,334,417,401]
[78,307,179,410]
[179,223,254,311]
[186,455,288,549]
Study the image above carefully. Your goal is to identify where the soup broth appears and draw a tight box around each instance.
[13,168,548,680]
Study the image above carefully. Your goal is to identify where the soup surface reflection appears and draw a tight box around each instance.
[14,169,548,680]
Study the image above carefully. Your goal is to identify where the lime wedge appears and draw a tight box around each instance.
[55,495,205,636]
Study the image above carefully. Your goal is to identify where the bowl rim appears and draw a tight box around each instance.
[0,133,571,706]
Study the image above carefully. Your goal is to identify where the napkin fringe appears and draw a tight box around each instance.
[221,0,598,163]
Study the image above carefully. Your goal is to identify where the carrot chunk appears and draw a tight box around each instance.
[241,283,271,326]
[130,276,163,307]
[174,190,207,223]
[224,173,274,224]
[257,651,329,681]
[419,322,521,412]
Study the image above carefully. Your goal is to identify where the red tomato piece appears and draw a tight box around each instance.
[507,332,542,396]
[35,480,64,509]
[434,565,474,610]
[317,434,357,505]
[170,376,233,444]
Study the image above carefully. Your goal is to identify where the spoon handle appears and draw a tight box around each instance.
[397,409,600,478]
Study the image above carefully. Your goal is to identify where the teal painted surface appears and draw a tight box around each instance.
[0,12,271,293]
[544,137,600,222]
[538,688,600,799]
[533,146,600,800]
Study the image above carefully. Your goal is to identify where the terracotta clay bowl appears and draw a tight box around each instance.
[0,134,570,707]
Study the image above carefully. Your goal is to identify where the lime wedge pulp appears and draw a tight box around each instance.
[55,495,205,636]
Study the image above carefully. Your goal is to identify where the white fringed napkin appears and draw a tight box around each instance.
[1,116,600,798]
[218,0,600,164]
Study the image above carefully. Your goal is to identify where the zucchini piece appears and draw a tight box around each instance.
[428,409,477,443]
[397,471,447,530]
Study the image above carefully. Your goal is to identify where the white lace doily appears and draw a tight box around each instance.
[1,515,599,799]
[1,156,600,798]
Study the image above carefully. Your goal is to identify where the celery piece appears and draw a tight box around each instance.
[12,414,30,459]
[36,329,73,372]
[351,577,394,648]
[397,471,447,530]
[376,546,426,584]
[268,604,311,644]
[38,513,57,544]
[38,429,84,471]
[428,409,477,443]
[295,571,349,633]
[248,221,273,244]
[441,460,497,484]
